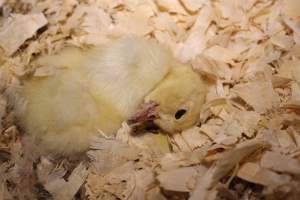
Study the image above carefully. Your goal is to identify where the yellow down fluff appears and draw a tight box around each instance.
[15,37,207,155]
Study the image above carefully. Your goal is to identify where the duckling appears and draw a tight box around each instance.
[15,37,207,155]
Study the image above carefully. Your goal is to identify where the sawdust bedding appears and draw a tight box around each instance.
[1,0,300,199]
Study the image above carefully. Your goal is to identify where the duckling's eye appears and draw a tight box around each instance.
[174,109,187,119]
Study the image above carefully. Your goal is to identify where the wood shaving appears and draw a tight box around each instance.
[33,65,57,77]
[204,45,239,64]
[180,0,206,12]
[190,140,265,200]
[160,149,206,170]
[261,151,300,175]
[155,0,188,15]
[0,13,47,55]
[157,166,205,192]
[87,137,140,175]
[232,78,280,113]
[40,161,88,199]
[237,162,292,187]
[176,5,213,62]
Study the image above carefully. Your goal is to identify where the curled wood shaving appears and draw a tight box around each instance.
[237,162,292,187]
[181,127,211,150]
[190,140,265,200]
[282,0,300,19]
[176,5,213,62]
[158,166,207,192]
[146,186,167,200]
[160,149,207,171]
[0,13,47,55]
[204,45,239,64]
[87,137,140,175]
[180,0,207,12]
[37,159,88,199]
[232,78,280,113]
[261,151,300,175]
[155,0,188,15]
[33,65,57,77]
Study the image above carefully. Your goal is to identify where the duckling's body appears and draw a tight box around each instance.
[16,37,207,155]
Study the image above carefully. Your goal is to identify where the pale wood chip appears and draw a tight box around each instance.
[153,30,178,54]
[155,0,188,15]
[289,59,300,84]
[237,162,291,187]
[234,27,265,42]
[157,166,206,192]
[0,94,7,133]
[181,127,211,150]
[160,149,207,170]
[127,132,171,154]
[85,173,107,199]
[199,98,228,122]
[283,18,300,37]
[275,130,296,148]
[115,122,132,143]
[261,151,300,175]
[282,0,300,19]
[171,133,192,152]
[214,133,238,146]
[190,140,265,200]
[0,13,47,55]
[232,78,280,113]
[96,0,123,10]
[235,110,261,137]
[271,76,292,88]
[133,167,156,197]
[103,161,136,199]
[291,82,300,102]
[214,0,245,23]
[271,34,294,50]
[277,59,294,79]
[180,0,207,12]
[152,13,179,32]
[0,164,12,200]
[38,160,88,200]
[193,57,233,81]
[146,187,167,200]
[176,5,213,61]
[87,137,140,175]
[223,118,243,138]
[34,65,57,77]
[199,124,221,141]
[78,6,111,34]
[288,127,300,147]
[61,5,86,33]
[113,4,154,36]
[102,162,155,200]
[0,182,11,200]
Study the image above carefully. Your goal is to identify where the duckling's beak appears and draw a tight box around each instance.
[127,101,159,134]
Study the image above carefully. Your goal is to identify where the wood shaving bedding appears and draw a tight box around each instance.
[1,0,300,199]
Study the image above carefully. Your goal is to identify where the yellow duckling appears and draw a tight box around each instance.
[15,37,207,155]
